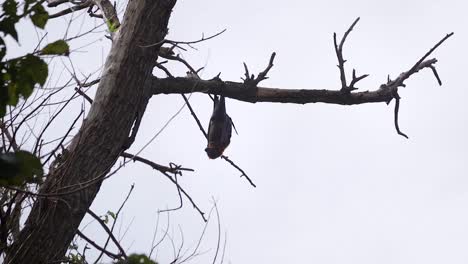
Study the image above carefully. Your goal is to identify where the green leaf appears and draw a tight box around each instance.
[107,210,116,220]
[21,54,48,86]
[2,0,18,17]
[29,3,48,29]
[23,0,39,15]
[106,20,118,33]
[0,150,43,186]
[115,254,158,264]
[41,40,69,56]
[2,54,48,111]
[0,0,19,41]
[102,214,109,224]
[0,18,19,41]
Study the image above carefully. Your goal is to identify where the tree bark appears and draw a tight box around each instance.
[5,0,176,263]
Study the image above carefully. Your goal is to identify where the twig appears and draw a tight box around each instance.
[140,29,226,49]
[333,17,369,92]
[93,184,134,263]
[158,173,183,214]
[393,95,408,139]
[76,230,122,260]
[87,209,128,259]
[242,52,276,88]
[123,154,206,222]
[49,2,92,19]
[391,32,454,88]
[221,156,256,188]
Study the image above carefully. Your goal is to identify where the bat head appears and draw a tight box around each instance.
[205,146,224,159]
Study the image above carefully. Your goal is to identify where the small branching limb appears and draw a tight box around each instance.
[49,0,120,36]
[86,209,128,259]
[121,152,194,175]
[381,32,454,138]
[165,29,227,50]
[241,52,276,96]
[46,0,70,7]
[122,153,207,222]
[76,230,122,260]
[155,61,174,78]
[87,4,103,18]
[158,52,198,78]
[141,29,226,49]
[349,69,369,91]
[49,1,93,18]
[333,17,369,92]
[391,32,453,88]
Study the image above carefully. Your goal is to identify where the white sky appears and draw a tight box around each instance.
[10,0,468,263]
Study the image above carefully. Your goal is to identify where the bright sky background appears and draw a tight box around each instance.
[10,0,468,263]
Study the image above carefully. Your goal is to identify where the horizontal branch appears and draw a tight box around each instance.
[153,76,396,105]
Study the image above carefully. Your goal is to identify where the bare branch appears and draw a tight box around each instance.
[221,156,256,188]
[393,95,408,139]
[141,29,227,48]
[154,31,452,140]
[242,52,276,88]
[127,154,207,222]
[334,17,361,91]
[166,29,227,46]
[93,184,134,263]
[46,0,70,7]
[76,230,122,260]
[121,152,194,175]
[392,32,453,88]
[86,209,128,259]
[49,1,92,19]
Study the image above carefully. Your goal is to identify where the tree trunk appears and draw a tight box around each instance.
[5,0,176,263]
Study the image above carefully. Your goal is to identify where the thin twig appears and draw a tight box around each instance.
[87,209,128,259]
[76,230,122,260]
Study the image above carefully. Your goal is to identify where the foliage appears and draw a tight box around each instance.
[115,254,158,264]
[0,0,68,187]
[106,19,119,33]
[0,150,43,186]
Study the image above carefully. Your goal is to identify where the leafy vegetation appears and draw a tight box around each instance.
[0,0,69,186]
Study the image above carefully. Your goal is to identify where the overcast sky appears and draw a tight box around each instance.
[11,0,468,263]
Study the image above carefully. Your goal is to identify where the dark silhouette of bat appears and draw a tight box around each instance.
[205,95,234,159]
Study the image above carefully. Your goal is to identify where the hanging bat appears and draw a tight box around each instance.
[205,95,234,159]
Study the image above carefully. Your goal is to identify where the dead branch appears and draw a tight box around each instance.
[93,184,134,263]
[76,230,122,260]
[122,153,207,222]
[48,0,120,35]
[242,52,276,92]
[154,30,453,138]
[141,29,227,49]
[46,0,70,7]
[121,152,194,175]
[86,209,128,259]
[333,17,367,92]
[49,1,92,18]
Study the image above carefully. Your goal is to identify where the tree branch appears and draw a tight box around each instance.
[153,31,453,139]
[76,230,122,260]
[153,32,452,106]
[154,76,395,104]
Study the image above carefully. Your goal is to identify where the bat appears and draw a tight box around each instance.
[205,95,233,159]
